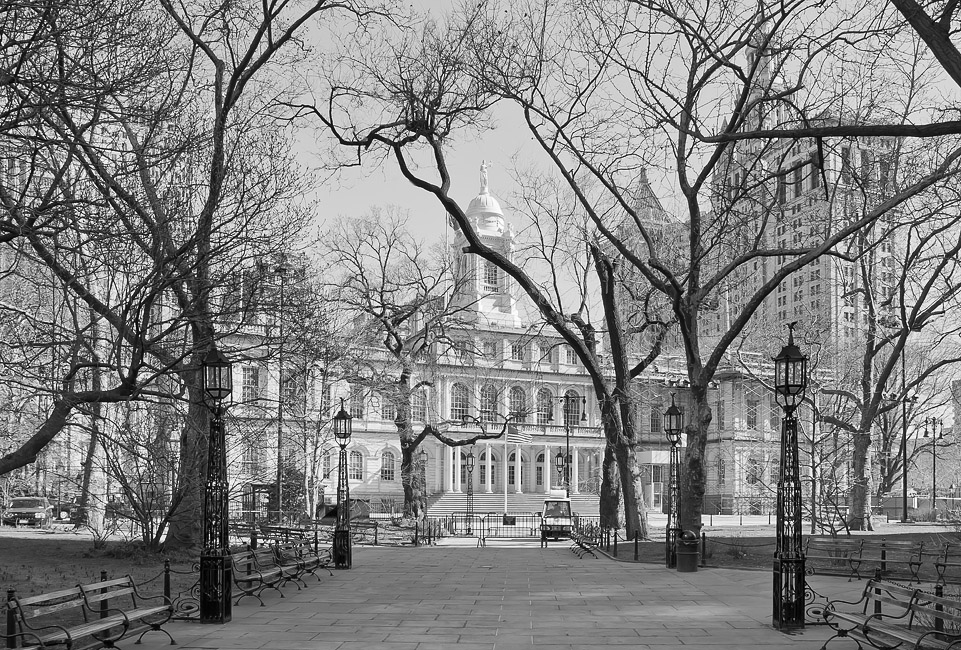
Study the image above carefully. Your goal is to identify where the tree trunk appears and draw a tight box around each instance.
[163,381,208,552]
[848,431,874,531]
[599,444,620,529]
[680,392,712,533]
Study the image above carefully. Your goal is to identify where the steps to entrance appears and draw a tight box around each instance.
[426,492,600,517]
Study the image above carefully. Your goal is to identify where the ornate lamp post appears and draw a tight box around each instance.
[332,399,352,569]
[274,260,289,525]
[466,447,475,535]
[554,451,565,490]
[200,344,233,624]
[772,323,808,630]
[663,393,683,569]
[548,395,586,497]
[925,417,943,511]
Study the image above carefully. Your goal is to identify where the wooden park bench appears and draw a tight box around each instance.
[850,538,925,582]
[568,531,597,559]
[272,540,333,587]
[824,572,961,649]
[805,536,863,579]
[934,544,961,585]
[4,575,174,650]
[229,546,290,606]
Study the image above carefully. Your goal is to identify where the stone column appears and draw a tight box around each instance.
[514,444,522,493]
[572,448,580,494]
[485,443,493,493]
[543,444,551,493]
[454,447,461,493]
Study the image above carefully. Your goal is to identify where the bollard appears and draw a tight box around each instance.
[414,522,419,547]
[634,532,639,561]
[164,559,171,602]
[374,522,378,546]
[613,533,618,557]
[251,527,258,550]
[314,525,319,554]
[936,583,945,632]
[99,571,108,619]
[6,588,16,650]
[701,532,707,566]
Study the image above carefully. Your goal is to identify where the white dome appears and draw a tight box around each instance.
[466,161,504,232]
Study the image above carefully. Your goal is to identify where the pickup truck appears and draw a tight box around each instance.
[540,497,572,541]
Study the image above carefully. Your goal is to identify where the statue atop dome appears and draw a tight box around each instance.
[480,160,489,193]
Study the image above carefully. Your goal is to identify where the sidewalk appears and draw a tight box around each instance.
[137,543,864,650]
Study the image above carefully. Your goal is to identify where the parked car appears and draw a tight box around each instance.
[1,497,54,527]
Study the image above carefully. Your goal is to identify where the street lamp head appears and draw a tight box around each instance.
[202,344,233,403]
[333,398,352,449]
[663,393,683,445]
[418,448,428,466]
[580,396,587,422]
[773,322,808,411]
[554,451,565,473]
[466,448,475,471]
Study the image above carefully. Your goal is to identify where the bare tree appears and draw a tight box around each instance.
[301,0,961,534]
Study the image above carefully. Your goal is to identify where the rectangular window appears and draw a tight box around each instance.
[809,153,821,189]
[350,388,365,419]
[565,346,577,365]
[650,406,662,433]
[860,150,872,185]
[652,465,663,484]
[747,399,759,430]
[280,369,297,410]
[511,342,526,361]
[776,176,786,205]
[717,458,726,485]
[715,400,724,431]
[380,394,395,421]
[482,340,498,358]
[242,367,260,402]
[483,260,498,292]
[792,167,802,199]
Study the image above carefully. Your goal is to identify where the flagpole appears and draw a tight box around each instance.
[504,428,508,515]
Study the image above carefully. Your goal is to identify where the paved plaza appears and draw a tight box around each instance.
[131,540,866,650]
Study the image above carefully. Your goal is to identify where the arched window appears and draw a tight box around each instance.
[349,451,363,480]
[536,389,553,425]
[411,389,427,422]
[381,451,395,481]
[480,384,499,422]
[650,403,663,433]
[536,452,544,486]
[450,383,469,421]
[509,386,527,421]
[563,390,581,427]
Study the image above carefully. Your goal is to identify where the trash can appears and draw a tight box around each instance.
[676,530,699,572]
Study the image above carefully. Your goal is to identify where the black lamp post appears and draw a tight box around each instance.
[200,343,233,624]
[772,323,808,630]
[663,393,683,569]
[925,417,943,511]
[332,399,352,569]
[466,447,475,535]
[548,395,586,497]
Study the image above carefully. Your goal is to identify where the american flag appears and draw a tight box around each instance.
[505,424,533,445]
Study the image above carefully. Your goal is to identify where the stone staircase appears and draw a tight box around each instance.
[426,492,600,517]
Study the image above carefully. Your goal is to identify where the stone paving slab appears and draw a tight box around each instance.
[135,544,867,649]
